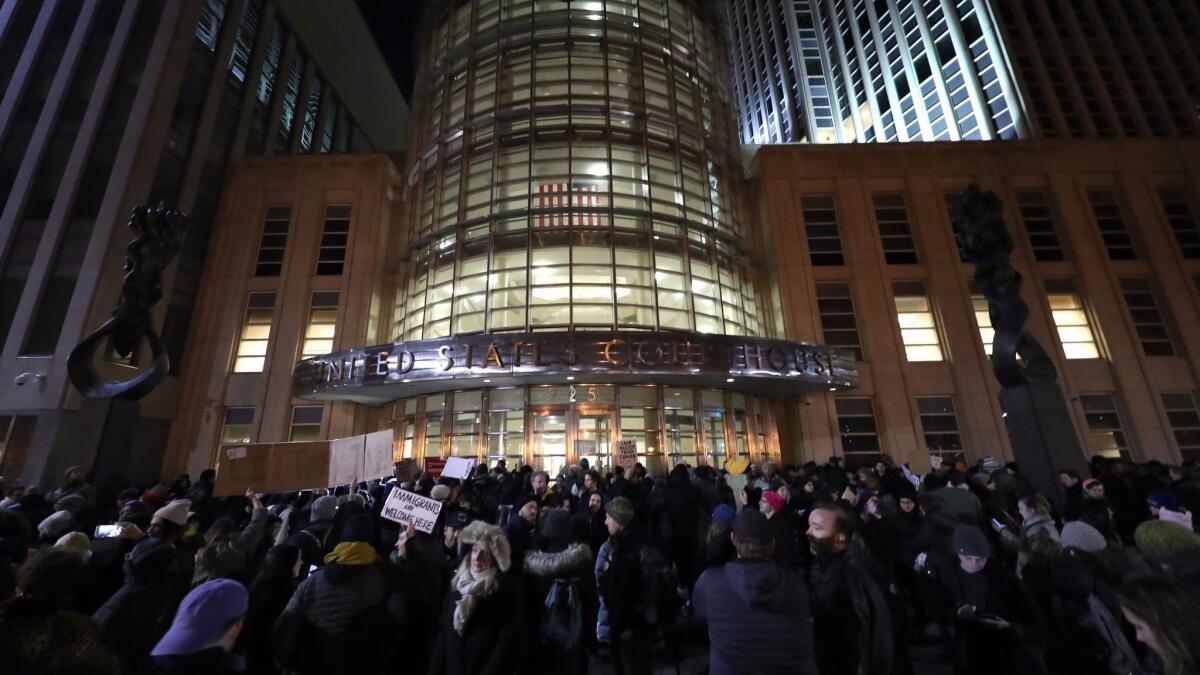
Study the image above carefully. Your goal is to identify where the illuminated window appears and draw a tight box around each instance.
[300,291,339,358]
[221,407,255,444]
[486,388,524,463]
[1045,280,1099,359]
[289,406,323,441]
[1161,392,1200,462]
[450,390,481,457]
[971,292,994,356]
[254,206,290,276]
[316,205,350,275]
[1080,394,1130,459]
[233,293,275,372]
[892,281,943,362]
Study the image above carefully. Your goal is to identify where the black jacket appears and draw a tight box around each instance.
[808,549,894,675]
[693,558,818,675]
[521,543,596,675]
[428,572,523,675]
[595,526,647,633]
[936,559,1047,675]
[148,647,241,675]
[92,580,170,675]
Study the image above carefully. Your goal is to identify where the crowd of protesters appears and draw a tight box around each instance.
[2,452,1200,675]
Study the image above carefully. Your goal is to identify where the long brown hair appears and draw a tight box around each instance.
[1118,577,1200,675]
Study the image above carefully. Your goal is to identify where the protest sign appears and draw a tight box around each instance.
[727,473,749,508]
[442,456,476,480]
[380,487,443,533]
[616,440,637,470]
[271,441,331,493]
[214,444,271,497]
[363,429,396,480]
[328,436,366,487]
[425,457,447,478]
[395,459,419,483]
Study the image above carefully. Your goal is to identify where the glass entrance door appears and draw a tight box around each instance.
[531,406,568,475]
[575,407,612,473]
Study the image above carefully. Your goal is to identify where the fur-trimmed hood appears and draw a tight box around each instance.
[523,542,592,578]
[459,520,512,572]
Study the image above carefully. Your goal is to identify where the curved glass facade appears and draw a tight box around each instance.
[384,384,779,477]
[395,0,765,340]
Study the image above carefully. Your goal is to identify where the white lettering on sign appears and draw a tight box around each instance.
[226,446,247,460]
[617,439,637,470]
[380,487,444,534]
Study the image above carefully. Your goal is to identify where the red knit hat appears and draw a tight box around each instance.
[762,491,785,513]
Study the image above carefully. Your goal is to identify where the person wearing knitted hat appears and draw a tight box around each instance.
[595,495,653,674]
[522,508,595,674]
[273,515,390,671]
[1061,521,1108,554]
[429,520,522,675]
[93,537,178,674]
[47,465,95,513]
[705,503,739,568]
[286,494,338,577]
[37,508,75,543]
[939,525,1047,675]
[1135,520,1200,574]
[759,491,799,569]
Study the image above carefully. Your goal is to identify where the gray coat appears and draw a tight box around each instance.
[191,507,268,585]
[1001,513,1060,576]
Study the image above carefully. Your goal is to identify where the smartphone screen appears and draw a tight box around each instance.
[308,564,319,574]
[94,524,121,538]
[991,518,1004,528]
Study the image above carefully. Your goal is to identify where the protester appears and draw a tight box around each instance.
[287,494,337,574]
[148,579,248,674]
[995,493,1060,576]
[192,489,268,585]
[805,503,894,675]
[429,520,523,675]
[0,547,119,674]
[521,508,595,675]
[92,537,178,675]
[1118,577,1200,675]
[693,509,817,674]
[595,495,652,674]
[760,490,799,569]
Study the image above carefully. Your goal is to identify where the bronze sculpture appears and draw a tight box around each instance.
[67,202,188,400]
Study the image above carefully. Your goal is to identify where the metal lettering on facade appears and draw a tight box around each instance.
[292,331,857,404]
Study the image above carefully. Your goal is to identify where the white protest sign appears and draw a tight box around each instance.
[380,487,444,534]
[617,440,637,470]
[441,456,476,480]
[727,474,749,508]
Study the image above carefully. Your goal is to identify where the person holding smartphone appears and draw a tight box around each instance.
[938,525,1048,675]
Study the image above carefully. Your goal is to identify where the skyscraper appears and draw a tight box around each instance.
[725,0,1200,144]
[0,0,408,487]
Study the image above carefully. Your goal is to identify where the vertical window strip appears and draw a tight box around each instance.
[221,407,255,443]
[300,291,339,358]
[232,292,275,372]
[873,193,919,264]
[1161,392,1200,462]
[835,397,880,461]
[1086,188,1138,261]
[816,282,864,361]
[1045,280,1099,359]
[893,280,943,362]
[1118,277,1176,357]
[288,405,323,441]
[917,396,964,460]
[254,206,290,276]
[1080,393,1130,459]
[1158,188,1200,260]
[801,195,844,266]
[1015,189,1066,261]
[316,205,351,275]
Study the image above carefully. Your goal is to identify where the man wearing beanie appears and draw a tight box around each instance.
[149,578,247,674]
[149,499,195,620]
[938,525,1046,675]
[595,496,652,674]
[693,509,817,674]
[806,503,893,675]
[287,494,338,576]
[273,514,390,670]
[759,490,799,569]
[93,537,178,675]
[1060,521,1108,554]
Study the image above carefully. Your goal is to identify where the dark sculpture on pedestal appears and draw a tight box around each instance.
[68,202,189,401]
[951,185,1086,504]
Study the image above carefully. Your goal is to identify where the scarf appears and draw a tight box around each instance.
[451,559,498,635]
[323,541,377,566]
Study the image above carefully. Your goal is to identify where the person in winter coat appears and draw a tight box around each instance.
[760,490,800,569]
[0,547,119,675]
[521,508,595,675]
[651,464,704,589]
[192,490,268,585]
[937,525,1047,675]
[48,465,96,514]
[93,537,178,675]
[429,520,523,675]
[693,509,817,675]
[286,494,338,576]
[595,495,652,674]
[805,503,894,675]
[148,579,248,675]
[704,504,738,569]
[273,516,390,674]
[994,494,1060,577]
[237,544,299,675]
[1118,576,1200,675]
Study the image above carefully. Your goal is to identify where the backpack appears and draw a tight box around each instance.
[540,577,584,650]
[638,547,682,626]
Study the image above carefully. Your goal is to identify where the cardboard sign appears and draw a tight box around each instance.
[425,457,447,478]
[395,459,419,483]
[272,442,331,493]
[363,429,395,480]
[442,456,476,480]
[214,444,271,497]
[616,440,638,470]
[328,436,366,487]
[380,487,443,533]
[727,474,749,508]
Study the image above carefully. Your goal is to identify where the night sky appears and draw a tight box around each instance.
[355,0,425,102]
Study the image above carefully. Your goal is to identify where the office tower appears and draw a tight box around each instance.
[725,0,1200,144]
[0,0,407,486]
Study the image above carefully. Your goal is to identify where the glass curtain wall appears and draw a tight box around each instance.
[396,0,764,339]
